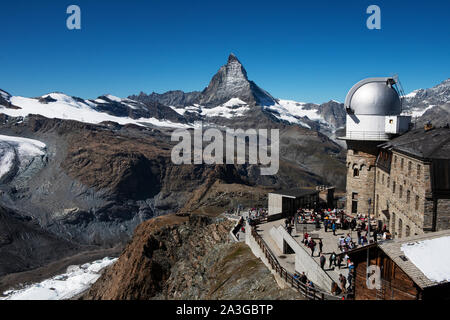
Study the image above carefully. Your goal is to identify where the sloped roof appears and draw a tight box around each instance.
[379,126,450,160]
[379,230,450,289]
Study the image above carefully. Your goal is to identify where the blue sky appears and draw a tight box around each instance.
[0,0,449,104]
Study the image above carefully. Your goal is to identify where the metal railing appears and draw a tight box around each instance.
[250,225,340,300]
[344,131,390,140]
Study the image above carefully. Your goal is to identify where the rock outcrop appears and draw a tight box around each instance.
[83,214,301,300]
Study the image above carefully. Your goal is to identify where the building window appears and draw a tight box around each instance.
[417,164,421,179]
[398,219,403,238]
[391,213,396,236]
[387,177,390,188]
[353,168,359,177]
[415,195,419,210]
[408,161,412,176]
[401,158,404,170]
[406,225,410,237]
[382,174,384,184]
[406,190,410,203]
[394,156,397,168]
[376,194,379,213]
[393,181,396,194]
[351,192,358,214]
[399,185,403,199]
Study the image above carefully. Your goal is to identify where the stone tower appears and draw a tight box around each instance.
[339,77,411,217]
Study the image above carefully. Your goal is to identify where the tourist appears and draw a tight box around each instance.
[332,222,336,236]
[344,253,349,267]
[329,251,336,268]
[357,229,362,245]
[299,272,307,284]
[350,218,357,231]
[309,239,316,257]
[320,254,326,269]
[337,254,342,269]
[348,260,355,273]
[303,232,309,245]
[362,235,368,246]
[324,220,328,233]
[347,272,353,289]
[339,274,347,294]
[331,281,341,295]
[318,239,323,255]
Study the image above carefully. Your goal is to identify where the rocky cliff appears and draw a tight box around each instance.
[83,214,301,300]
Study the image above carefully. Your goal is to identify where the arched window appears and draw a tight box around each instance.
[399,185,403,199]
[408,161,412,176]
[353,168,359,177]
[401,158,404,170]
[393,181,396,194]
[417,164,421,179]
[398,219,403,238]
[415,195,420,210]
[406,190,411,203]
[406,225,410,237]
[387,177,390,188]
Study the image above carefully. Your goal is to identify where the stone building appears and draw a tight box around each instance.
[340,77,450,238]
[339,77,411,220]
[375,126,450,237]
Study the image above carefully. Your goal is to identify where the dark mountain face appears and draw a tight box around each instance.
[129,90,202,108]
[403,78,450,127]
[90,95,187,123]
[0,205,79,277]
[317,100,346,129]
[0,90,18,109]
[199,53,277,107]
[131,54,277,108]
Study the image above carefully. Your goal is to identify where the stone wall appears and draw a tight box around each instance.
[374,150,449,238]
[345,140,379,216]
[436,199,450,231]
[270,226,334,292]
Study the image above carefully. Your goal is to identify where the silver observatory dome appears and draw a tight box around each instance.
[345,77,401,115]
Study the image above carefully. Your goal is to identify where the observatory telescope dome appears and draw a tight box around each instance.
[345,78,401,116]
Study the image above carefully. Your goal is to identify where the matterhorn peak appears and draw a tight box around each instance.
[199,54,276,107]
[227,53,241,64]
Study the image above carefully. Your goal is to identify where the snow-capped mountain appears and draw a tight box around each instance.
[0,92,191,129]
[0,54,346,136]
[129,54,346,134]
[402,78,450,126]
[199,53,277,107]
[2,54,446,138]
